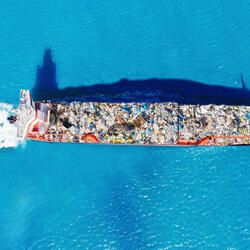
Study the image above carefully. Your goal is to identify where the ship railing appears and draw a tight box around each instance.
[26,132,86,143]
[212,136,250,145]
[27,132,250,145]
[178,136,250,146]
[26,132,100,143]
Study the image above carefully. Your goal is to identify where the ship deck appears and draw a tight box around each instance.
[26,101,250,146]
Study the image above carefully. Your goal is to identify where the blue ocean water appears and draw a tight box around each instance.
[0,1,250,249]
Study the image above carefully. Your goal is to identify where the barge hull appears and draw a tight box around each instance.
[18,90,250,146]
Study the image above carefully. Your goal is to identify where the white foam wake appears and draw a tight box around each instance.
[0,103,23,149]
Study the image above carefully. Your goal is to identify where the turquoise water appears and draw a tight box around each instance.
[0,1,250,249]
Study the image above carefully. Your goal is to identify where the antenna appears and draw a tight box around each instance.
[241,74,246,90]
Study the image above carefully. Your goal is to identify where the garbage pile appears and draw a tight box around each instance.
[47,102,250,145]
[178,104,250,140]
[48,102,178,144]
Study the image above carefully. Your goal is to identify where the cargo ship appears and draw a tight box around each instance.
[14,89,250,146]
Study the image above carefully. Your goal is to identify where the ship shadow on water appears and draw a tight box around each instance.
[32,49,250,105]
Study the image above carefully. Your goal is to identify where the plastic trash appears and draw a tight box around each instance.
[245,112,250,121]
